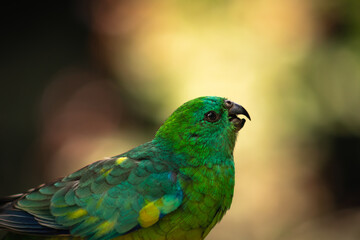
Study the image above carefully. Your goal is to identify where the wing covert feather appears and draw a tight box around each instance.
[11,154,183,240]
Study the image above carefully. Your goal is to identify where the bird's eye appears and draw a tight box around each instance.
[204,111,220,122]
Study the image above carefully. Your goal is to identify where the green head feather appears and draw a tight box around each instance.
[154,96,243,166]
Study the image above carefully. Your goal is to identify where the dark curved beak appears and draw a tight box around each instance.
[228,103,251,121]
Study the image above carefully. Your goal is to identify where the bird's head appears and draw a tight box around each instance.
[155,96,250,162]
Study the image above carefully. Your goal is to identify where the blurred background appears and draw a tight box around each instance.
[1,0,360,239]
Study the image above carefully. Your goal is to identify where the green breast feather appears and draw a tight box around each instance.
[0,96,250,240]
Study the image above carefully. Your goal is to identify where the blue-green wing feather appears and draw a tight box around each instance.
[5,143,183,240]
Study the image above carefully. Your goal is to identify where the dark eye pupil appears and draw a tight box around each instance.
[208,112,215,119]
[205,111,219,122]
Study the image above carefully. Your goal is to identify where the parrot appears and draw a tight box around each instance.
[0,96,250,240]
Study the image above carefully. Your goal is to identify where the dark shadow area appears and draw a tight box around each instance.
[0,1,88,196]
[321,133,360,209]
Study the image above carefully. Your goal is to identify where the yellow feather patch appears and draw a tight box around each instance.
[96,221,115,236]
[116,157,127,165]
[84,216,99,224]
[138,202,160,228]
[103,169,112,177]
[67,209,87,219]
